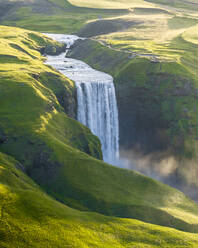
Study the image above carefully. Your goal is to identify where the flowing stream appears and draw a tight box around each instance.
[45,34,119,164]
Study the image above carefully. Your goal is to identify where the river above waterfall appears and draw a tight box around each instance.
[45,34,119,165]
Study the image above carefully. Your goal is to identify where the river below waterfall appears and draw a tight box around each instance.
[45,34,119,165]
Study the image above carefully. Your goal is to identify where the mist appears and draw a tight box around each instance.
[117,148,198,201]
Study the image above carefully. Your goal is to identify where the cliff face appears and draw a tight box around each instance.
[115,59,197,156]
[68,38,198,198]
[68,39,196,155]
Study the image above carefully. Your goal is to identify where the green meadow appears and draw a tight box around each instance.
[1,0,198,247]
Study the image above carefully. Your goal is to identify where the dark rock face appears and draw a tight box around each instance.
[77,19,141,38]
[116,84,169,154]
[38,72,77,119]
[40,43,66,56]
[115,72,197,157]
[56,82,77,119]
[0,129,8,145]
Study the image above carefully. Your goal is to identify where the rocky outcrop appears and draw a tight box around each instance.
[41,43,66,56]
[38,72,77,119]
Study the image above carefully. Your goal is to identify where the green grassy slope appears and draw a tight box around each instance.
[1,25,198,234]
[0,0,129,33]
[2,151,198,248]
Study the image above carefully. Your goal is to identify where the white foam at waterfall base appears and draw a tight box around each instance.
[45,34,119,165]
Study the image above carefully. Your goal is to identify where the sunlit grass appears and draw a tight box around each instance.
[69,0,154,9]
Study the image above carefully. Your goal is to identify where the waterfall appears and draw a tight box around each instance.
[75,81,119,164]
[45,34,119,164]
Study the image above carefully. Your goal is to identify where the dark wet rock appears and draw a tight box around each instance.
[57,86,77,119]
[41,43,66,56]
[0,128,8,144]
[38,72,77,119]
[31,73,40,80]
[15,162,25,172]
[0,134,8,144]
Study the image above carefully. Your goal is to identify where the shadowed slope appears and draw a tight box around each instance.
[1,152,198,247]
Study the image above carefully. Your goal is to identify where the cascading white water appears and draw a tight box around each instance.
[75,80,119,163]
[45,34,119,164]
